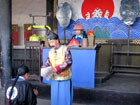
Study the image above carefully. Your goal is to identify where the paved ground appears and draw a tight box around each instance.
[0,88,87,105]
[1,73,140,105]
[0,79,93,105]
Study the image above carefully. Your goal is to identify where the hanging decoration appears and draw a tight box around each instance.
[56,2,72,28]
[120,0,139,25]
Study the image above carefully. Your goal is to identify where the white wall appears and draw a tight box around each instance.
[12,0,46,45]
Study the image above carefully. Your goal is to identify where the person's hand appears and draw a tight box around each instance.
[33,88,39,96]
[52,68,57,73]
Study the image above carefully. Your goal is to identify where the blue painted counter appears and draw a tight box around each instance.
[42,47,96,88]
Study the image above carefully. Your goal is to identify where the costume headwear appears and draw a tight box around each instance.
[47,31,59,40]
[73,23,84,30]
[18,65,29,76]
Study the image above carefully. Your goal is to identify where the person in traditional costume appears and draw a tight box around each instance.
[5,65,38,105]
[44,31,73,105]
[72,23,88,44]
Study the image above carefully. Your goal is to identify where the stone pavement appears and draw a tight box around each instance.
[2,73,140,105]
[0,88,87,105]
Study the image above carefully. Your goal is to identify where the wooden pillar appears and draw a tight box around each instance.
[46,0,54,30]
[0,0,12,88]
[53,0,58,33]
[46,0,58,33]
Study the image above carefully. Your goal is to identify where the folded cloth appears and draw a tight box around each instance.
[41,66,53,80]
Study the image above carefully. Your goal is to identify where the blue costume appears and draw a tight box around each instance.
[45,45,73,105]
[73,33,88,44]
[44,32,73,105]
[51,80,73,105]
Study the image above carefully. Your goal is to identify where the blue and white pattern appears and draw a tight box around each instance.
[58,17,140,39]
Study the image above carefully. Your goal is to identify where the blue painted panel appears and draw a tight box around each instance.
[42,48,96,88]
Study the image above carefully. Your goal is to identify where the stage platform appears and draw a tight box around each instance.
[31,73,140,105]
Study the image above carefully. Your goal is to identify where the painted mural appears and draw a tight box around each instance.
[58,0,140,39]
[81,0,114,19]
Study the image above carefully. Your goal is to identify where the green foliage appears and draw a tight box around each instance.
[93,26,110,39]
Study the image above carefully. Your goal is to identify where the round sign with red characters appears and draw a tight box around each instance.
[81,0,115,20]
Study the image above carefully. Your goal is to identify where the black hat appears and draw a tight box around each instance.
[17,65,29,76]
[47,31,59,40]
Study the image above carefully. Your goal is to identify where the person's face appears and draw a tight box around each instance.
[48,40,59,48]
[24,73,29,80]
[75,30,82,36]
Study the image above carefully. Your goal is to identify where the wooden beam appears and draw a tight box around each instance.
[53,0,58,33]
